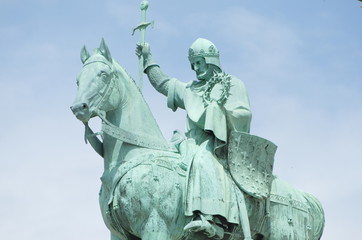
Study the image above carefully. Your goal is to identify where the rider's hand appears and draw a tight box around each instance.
[136,42,151,59]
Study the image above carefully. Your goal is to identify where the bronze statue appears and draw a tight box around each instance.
[136,38,253,238]
[71,38,325,240]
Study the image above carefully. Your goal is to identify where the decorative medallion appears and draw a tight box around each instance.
[202,72,231,106]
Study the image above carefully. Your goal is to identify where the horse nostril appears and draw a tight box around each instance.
[71,102,90,121]
[71,103,89,114]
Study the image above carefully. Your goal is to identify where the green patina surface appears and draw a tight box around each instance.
[70,2,324,240]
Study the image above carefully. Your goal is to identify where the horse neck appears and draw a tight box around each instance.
[103,63,167,167]
[115,65,165,139]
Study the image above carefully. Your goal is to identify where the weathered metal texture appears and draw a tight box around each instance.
[100,154,187,240]
[71,38,325,240]
[228,131,277,199]
[268,177,325,240]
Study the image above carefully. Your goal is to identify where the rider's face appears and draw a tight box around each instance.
[191,57,210,80]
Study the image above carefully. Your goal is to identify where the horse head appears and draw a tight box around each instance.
[71,39,123,122]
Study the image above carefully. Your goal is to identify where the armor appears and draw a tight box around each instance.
[188,38,221,69]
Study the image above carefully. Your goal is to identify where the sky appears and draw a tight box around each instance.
[0,0,361,239]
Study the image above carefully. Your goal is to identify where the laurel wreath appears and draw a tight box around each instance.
[202,72,231,107]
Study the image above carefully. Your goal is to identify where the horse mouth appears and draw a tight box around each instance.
[71,103,91,122]
[74,112,91,122]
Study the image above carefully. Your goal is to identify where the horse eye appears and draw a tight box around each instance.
[99,71,108,77]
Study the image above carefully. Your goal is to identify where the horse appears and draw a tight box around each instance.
[71,39,325,240]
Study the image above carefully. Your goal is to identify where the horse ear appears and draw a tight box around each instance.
[99,38,112,63]
[80,45,90,64]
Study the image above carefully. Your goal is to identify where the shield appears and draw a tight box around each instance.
[228,131,277,199]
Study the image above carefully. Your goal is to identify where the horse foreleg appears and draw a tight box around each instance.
[111,233,141,240]
[141,232,170,240]
[111,233,123,240]
[141,209,171,240]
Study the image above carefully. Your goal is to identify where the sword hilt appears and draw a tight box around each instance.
[132,21,154,37]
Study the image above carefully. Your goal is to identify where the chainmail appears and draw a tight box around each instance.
[145,65,171,96]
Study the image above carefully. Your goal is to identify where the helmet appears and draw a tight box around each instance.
[188,38,221,69]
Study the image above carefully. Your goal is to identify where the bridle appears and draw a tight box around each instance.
[83,60,120,116]
[81,60,178,154]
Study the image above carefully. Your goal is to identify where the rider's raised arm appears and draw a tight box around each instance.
[146,65,187,112]
[136,43,171,96]
[145,65,171,96]
[137,43,187,111]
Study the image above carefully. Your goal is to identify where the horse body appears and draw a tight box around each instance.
[72,41,189,239]
[71,40,324,240]
[99,152,187,240]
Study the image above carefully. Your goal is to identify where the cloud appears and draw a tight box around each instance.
[1,2,361,239]
[105,0,138,29]
[153,20,181,37]
[0,106,108,239]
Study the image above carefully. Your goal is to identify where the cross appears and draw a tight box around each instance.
[132,0,154,90]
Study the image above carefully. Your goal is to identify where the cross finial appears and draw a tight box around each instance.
[132,0,154,90]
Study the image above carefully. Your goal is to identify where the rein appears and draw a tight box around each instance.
[95,72,117,111]
[98,113,178,153]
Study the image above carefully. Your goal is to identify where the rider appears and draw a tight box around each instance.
[137,38,252,239]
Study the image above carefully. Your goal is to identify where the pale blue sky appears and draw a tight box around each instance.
[1,1,361,239]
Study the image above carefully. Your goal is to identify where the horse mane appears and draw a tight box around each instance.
[110,57,167,141]
[112,59,142,95]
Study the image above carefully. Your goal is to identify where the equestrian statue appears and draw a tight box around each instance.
[71,36,324,240]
